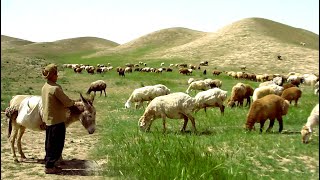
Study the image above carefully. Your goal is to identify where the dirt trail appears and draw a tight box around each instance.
[1,114,105,180]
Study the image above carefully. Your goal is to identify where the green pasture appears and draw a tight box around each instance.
[1,49,319,180]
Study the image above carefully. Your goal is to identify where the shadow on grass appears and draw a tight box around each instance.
[21,158,101,176]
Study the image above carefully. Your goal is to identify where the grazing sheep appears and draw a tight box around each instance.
[199,61,208,66]
[282,83,296,90]
[212,70,222,76]
[301,104,319,143]
[125,84,171,109]
[186,80,211,94]
[187,78,195,84]
[203,79,222,88]
[227,83,247,107]
[86,80,107,97]
[314,81,319,95]
[194,88,228,115]
[259,81,276,87]
[252,86,275,102]
[281,87,302,106]
[245,94,290,133]
[252,84,283,102]
[244,84,254,107]
[138,92,196,132]
[203,69,207,75]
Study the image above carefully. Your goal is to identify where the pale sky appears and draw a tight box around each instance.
[1,0,319,44]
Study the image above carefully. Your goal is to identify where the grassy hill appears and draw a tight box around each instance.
[1,35,34,49]
[0,17,319,179]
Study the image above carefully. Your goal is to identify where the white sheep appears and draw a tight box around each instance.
[125,84,171,109]
[194,88,228,115]
[138,92,196,132]
[301,104,319,143]
[186,80,211,94]
[188,78,195,84]
[86,80,107,97]
[259,81,276,87]
[252,86,276,102]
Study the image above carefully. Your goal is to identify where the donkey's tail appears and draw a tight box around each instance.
[5,106,15,139]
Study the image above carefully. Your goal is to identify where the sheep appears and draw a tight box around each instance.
[86,80,107,97]
[252,86,276,102]
[212,70,222,76]
[245,94,290,133]
[203,79,222,88]
[259,81,276,87]
[244,84,254,107]
[301,104,319,143]
[314,81,319,95]
[125,84,171,109]
[282,83,296,90]
[186,80,211,94]
[227,83,246,107]
[272,76,283,86]
[280,87,302,106]
[303,74,318,86]
[193,88,228,115]
[187,78,195,84]
[138,92,196,132]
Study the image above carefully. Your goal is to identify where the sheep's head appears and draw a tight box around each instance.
[138,109,155,132]
[301,125,312,143]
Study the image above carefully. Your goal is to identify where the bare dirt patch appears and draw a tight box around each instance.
[1,113,105,180]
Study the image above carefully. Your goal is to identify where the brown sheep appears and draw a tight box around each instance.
[212,70,222,76]
[281,87,302,106]
[282,83,296,90]
[244,84,254,107]
[87,80,107,97]
[245,94,290,133]
[227,83,246,107]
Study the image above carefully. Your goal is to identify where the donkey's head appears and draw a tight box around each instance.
[77,93,96,134]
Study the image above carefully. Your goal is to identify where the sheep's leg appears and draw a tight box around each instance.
[246,97,251,107]
[17,126,27,161]
[294,99,298,106]
[181,115,189,132]
[100,90,102,97]
[186,114,197,132]
[259,121,265,133]
[161,115,167,133]
[277,117,283,133]
[104,89,107,97]
[219,105,225,115]
[266,119,275,133]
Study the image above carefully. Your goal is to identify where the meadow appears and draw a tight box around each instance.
[1,17,319,179]
[56,62,318,179]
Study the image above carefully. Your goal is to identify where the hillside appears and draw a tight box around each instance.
[147,17,319,74]
[88,27,206,58]
[7,36,120,57]
[1,17,319,75]
[1,35,34,49]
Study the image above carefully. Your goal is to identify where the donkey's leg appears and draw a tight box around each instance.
[9,119,19,162]
[17,126,27,160]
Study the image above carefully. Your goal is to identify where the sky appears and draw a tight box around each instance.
[1,0,319,44]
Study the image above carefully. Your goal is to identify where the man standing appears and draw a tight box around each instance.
[41,63,77,174]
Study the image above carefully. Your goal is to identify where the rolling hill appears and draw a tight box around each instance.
[1,17,319,75]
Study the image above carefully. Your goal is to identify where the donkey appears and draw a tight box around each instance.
[5,93,96,163]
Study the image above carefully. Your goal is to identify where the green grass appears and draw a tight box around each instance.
[1,19,319,179]
[72,70,318,180]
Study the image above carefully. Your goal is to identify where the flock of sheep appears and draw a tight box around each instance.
[76,61,319,144]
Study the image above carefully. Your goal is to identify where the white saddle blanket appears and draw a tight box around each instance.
[16,96,43,131]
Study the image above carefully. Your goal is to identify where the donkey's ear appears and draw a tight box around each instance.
[80,93,88,104]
